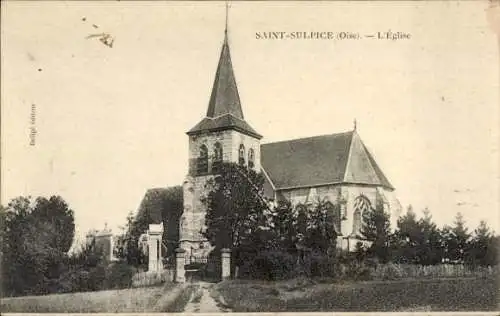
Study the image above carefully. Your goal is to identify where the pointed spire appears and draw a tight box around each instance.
[225,0,229,35]
[353,118,357,131]
[206,6,244,119]
[187,4,262,139]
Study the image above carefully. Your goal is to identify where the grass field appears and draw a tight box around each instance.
[215,276,499,312]
[0,283,183,313]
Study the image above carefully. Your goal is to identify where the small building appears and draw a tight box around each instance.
[86,224,116,261]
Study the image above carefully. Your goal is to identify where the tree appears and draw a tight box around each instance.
[392,206,446,265]
[1,197,34,295]
[392,205,420,263]
[468,220,496,266]
[415,208,443,265]
[446,212,471,263]
[439,225,453,262]
[302,199,338,256]
[360,193,391,262]
[114,211,136,262]
[117,186,183,267]
[32,196,75,253]
[202,162,270,266]
[160,186,183,257]
[1,196,75,296]
[269,199,297,252]
[485,235,499,266]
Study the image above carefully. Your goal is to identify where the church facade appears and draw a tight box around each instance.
[179,30,401,255]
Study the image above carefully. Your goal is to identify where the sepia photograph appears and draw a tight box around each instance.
[1,0,499,313]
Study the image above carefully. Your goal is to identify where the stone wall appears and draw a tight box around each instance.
[230,131,261,170]
[188,130,261,174]
[179,174,212,255]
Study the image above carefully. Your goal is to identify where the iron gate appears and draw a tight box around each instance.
[184,253,222,282]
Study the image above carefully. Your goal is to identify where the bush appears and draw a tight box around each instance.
[327,260,372,281]
[54,261,138,293]
[131,269,172,288]
[307,252,334,277]
[104,262,135,289]
[87,265,107,291]
[240,250,297,280]
[300,251,373,281]
[57,269,93,293]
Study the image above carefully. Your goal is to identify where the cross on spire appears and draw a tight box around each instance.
[225,0,229,34]
[353,118,357,131]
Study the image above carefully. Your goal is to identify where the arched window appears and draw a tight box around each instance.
[248,148,255,169]
[213,142,223,173]
[197,144,209,174]
[352,195,372,237]
[238,144,246,166]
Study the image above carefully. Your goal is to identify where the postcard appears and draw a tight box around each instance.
[1,0,499,313]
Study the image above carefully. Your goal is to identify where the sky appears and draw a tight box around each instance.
[2,1,499,246]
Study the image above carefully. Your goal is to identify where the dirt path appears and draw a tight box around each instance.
[183,282,231,313]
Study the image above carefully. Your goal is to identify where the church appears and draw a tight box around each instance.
[178,26,402,255]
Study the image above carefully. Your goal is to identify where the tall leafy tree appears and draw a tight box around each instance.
[270,199,297,252]
[1,197,33,295]
[302,199,338,256]
[1,196,75,296]
[360,193,391,262]
[161,186,183,257]
[32,196,75,253]
[202,162,269,265]
[114,211,137,263]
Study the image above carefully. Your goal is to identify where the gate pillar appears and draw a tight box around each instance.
[148,223,163,272]
[175,248,186,283]
[221,248,231,280]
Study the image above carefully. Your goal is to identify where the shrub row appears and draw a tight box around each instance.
[236,250,498,281]
[371,263,498,280]
[55,262,136,293]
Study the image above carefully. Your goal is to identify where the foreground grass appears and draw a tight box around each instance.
[1,283,178,313]
[216,276,499,312]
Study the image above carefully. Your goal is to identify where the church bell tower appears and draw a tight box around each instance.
[179,19,262,254]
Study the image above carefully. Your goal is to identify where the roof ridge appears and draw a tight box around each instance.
[261,130,354,146]
[342,131,356,182]
[145,187,169,193]
[360,139,394,190]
